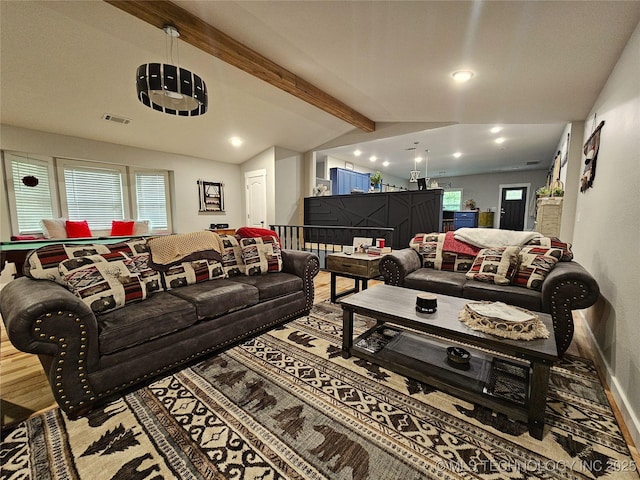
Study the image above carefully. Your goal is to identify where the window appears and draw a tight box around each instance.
[3,151,172,237]
[60,161,127,231]
[4,153,56,234]
[442,189,463,211]
[133,170,171,232]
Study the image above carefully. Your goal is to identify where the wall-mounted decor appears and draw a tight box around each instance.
[580,119,605,192]
[198,180,224,212]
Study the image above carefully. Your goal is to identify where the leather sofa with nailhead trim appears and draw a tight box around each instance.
[379,248,599,354]
[0,248,319,416]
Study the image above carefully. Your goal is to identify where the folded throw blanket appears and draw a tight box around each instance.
[454,228,542,248]
[147,231,224,270]
[442,231,481,256]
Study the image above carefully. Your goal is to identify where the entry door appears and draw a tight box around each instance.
[499,186,528,230]
[245,169,267,228]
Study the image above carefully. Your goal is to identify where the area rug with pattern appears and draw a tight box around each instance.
[1,301,638,479]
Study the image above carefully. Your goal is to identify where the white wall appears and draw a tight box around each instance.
[275,147,304,226]
[572,22,640,445]
[436,170,549,230]
[0,125,243,240]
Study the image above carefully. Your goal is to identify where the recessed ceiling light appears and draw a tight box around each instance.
[383,161,389,167]
[451,70,474,82]
[354,149,362,157]
[369,155,377,162]
[494,137,505,144]
[415,156,423,163]
[490,126,502,134]
[230,136,243,147]
[453,152,462,158]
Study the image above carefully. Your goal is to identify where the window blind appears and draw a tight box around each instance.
[11,158,54,233]
[135,172,168,230]
[63,165,124,230]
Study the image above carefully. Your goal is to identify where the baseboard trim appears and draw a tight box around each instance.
[576,310,640,451]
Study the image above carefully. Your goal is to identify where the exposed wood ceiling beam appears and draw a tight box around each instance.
[105,0,375,132]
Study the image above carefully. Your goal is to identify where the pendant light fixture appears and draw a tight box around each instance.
[136,25,208,116]
[408,142,420,182]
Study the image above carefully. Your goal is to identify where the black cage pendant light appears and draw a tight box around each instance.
[136,25,208,116]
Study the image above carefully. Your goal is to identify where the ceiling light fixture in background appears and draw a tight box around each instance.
[383,161,390,167]
[451,70,474,82]
[230,136,243,147]
[490,126,503,134]
[453,152,462,158]
[354,149,362,157]
[494,137,506,144]
[408,142,420,182]
[136,25,208,116]
[369,155,377,162]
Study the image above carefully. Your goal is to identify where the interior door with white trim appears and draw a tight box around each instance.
[245,169,267,228]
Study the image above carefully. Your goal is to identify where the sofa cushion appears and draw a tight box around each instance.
[123,252,163,295]
[25,239,148,284]
[59,254,147,315]
[65,220,93,238]
[465,246,520,285]
[240,236,283,275]
[526,236,573,261]
[97,291,197,355]
[110,220,134,236]
[513,247,561,290]
[168,279,259,320]
[404,269,466,297]
[462,280,542,312]
[219,234,246,277]
[161,258,225,290]
[229,272,303,301]
[41,218,67,239]
[409,233,441,268]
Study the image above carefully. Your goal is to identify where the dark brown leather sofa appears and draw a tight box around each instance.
[379,248,599,354]
[0,247,319,416]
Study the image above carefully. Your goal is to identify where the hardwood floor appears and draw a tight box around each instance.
[1,272,638,464]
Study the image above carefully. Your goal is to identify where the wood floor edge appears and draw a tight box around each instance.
[573,311,640,466]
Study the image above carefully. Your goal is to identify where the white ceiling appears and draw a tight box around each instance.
[1,1,639,179]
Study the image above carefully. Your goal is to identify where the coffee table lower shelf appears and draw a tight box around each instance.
[347,325,539,436]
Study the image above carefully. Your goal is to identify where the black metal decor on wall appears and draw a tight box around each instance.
[304,190,443,249]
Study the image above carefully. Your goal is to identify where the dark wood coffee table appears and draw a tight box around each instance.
[340,284,559,439]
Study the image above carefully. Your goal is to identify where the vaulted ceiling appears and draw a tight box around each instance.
[1,1,639,179]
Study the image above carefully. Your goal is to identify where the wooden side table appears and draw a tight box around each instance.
[326,252,383,303]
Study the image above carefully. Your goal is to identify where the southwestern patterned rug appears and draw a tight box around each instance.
[1,301,638,480]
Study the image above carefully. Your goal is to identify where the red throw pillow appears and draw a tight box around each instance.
[65,220,93,238]
[235,227,282,247]
[110,220,135,236]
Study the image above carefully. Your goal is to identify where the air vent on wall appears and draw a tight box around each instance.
[526,161,540,165]
[102,113,131,125]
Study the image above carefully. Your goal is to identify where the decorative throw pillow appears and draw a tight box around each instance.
[236,227,282,247]
[466,246,520,285]
[240,236,283,275]
[436,251,477,272]
[41,218,68,239]
[409,233,442,268]
[219,234,245,277]
[25,243,113,284]
[65,220,93,238]
[122,252,163,295]
[110,220,135,236]
[59,254,146,315]
[526,236,573,261]
[161,259,225,290]
[513,247,562,290]
[133,220,150,236]
[106,238,149,256]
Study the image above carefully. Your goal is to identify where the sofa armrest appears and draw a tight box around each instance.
[281,249,320,309]
[379,248,422,286]
[541,260,600,354]
[0,277,101,413]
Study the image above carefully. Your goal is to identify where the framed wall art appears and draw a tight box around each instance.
[197,179,225,212]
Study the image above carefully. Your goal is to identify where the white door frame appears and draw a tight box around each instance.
[497,183,531,230]
[244,169,267,228]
